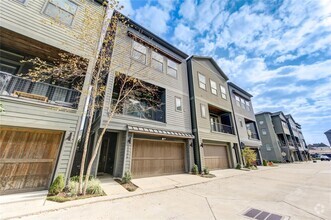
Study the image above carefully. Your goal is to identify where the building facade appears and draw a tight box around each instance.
[325,129,331,146]
[187,56,239,171]
[87,12,194,179]
[0,0,104,194]
[228,82,263,165]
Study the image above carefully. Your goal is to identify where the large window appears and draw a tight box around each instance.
[175,97,182,112]
[132,41,147,64]
[210,79,217,95]
[235,95,240,107]
[198,72,206,90]
[43,0,78,26]
[167,59,177,78]
[151,51,163,72]
[220,85,226,99]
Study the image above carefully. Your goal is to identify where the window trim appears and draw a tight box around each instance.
[200,104,206,118]
[151,51,164,73]
[235,95,240,107]
[166,59,178,78]
[131,40,147,64]
[220,85,227,100]
[198,72,206,90]
[210,79,217,95]
[240,98,246,109]
[42,0,79,27]
[175,96,182,112]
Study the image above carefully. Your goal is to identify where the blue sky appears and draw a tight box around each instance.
[120,0,331,144]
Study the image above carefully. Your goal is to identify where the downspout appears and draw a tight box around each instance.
[186,58,202,172]
[228,86,243,166]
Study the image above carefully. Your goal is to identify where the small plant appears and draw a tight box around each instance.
[242,147,257,167]
[192,164,199,175]
[235,163,241,169]
[267,161,274,166]
[67,180,79,196]
[70,175,92,182]
[49,174,65,195]
[203,167,209,175]
[263,160,268,166]
[122,171,132,184]
[86,178,103,195]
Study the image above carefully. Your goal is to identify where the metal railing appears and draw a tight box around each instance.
[248,132,259,140]
[210,122,234,134]
[0,71,80,109]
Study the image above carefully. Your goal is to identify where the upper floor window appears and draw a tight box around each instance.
[235,95,240,107]
[151,51,163,72]
[259,120,264,125]
[167,59,177,78]
[245,101,250,111]
[220,85,226,99]
[43,0,78,26]
[198,73,206,90]
[240,98,245,109]
[132,41,147,64]
[282,121,288,128]
[261,128,267,135]
[200,104,206,118]
[210,80,217,95]
[175,97,182,112]
[240,119,243,127]
[266,144,272,151]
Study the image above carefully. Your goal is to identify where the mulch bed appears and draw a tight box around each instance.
[114,179,138,192]
[200,174,216,178]
[47,192,104,203]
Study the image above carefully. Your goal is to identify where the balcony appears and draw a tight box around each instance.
[0,71,80,109]
[248,133,259,140]
[210,122,234,135]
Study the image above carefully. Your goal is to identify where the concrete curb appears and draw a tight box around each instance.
[4,167,280,220]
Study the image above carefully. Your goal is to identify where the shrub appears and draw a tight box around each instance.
[235,163,241,169]
[67,180,79,196]
[203,167,209,175]
[49,174,65,195]
[122,171,132,184]
[263,160,268,166]
[86,178,103,195]
[70,175,93,182]
[267,161,274,166]
[242,147,257,167]
[192,164,199,175]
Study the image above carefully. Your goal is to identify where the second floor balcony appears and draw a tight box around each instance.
[210,121,234,134]
[209,105,235,135]
[0,71,80,109]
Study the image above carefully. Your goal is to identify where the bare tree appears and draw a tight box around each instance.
[23,6,163,195]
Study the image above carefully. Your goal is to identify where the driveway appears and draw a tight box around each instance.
[13,162,331,220]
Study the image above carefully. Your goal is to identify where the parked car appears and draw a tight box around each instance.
[320,155,330,161]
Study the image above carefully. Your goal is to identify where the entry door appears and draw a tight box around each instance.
[97,133,117,175]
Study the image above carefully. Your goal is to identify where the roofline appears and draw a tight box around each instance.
[285,114,296,123]
[189,55,229,80]
[115,10,189,59]
[227,82,253,98]
[255,111,272,116]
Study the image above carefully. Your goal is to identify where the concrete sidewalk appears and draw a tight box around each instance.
[0,166,278,220]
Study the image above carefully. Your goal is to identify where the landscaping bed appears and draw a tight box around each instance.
[114,179,138,192]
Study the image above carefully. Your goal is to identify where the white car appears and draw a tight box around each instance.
[320,155,330,161]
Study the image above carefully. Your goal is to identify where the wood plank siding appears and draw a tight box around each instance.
[131,139,185,178]
[0,127,63,194]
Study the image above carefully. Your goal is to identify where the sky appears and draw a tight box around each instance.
[119,0,331,145]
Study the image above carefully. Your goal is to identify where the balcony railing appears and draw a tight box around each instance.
[0,71,80,109]
[210,122,234,134]
[248,133,259,140]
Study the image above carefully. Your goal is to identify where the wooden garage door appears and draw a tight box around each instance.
[204,144,229,170]
[131,139,185,178]
[0,127,63,194]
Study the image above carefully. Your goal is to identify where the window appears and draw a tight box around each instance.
[175,97,182,112]
[198,73,206,90]
[132,41,147,63]
[259,120,264,125]
[245,101,250,111]
[240,119,243,127]
[200,104,206,118]
[235,95,240,107]
[266,144,272,151]
[151,51,163,72]
[261,129,267,135]
[210,80,217,95]
[240,98,246,109]
[220,85,226,99]
[43,0,78,26]
[167,59,177,78]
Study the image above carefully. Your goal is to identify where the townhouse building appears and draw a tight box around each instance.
[285,114,304,161]
[186,56,239,171]
[228,82,263,165]
[0,0,105,194]
[87,11,194,179]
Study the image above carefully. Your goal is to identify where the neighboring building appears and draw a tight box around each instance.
[294,121,310,160]
[87,11,194,179]
[285,114,303,161]
[255,112,284,162]
[0,0,104,194]
[228,82,263,165]
[325,129,331,146]
[186,56,239,171]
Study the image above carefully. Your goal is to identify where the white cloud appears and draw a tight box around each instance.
[119,0,134,16]
[173,23,196,42]
[179,0,196,21]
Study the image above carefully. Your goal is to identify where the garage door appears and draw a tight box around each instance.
[0,127,63,194]
[204,144,229,170]
[131,139,185,178]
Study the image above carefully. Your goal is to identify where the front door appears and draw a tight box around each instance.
[97,132,117,175]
